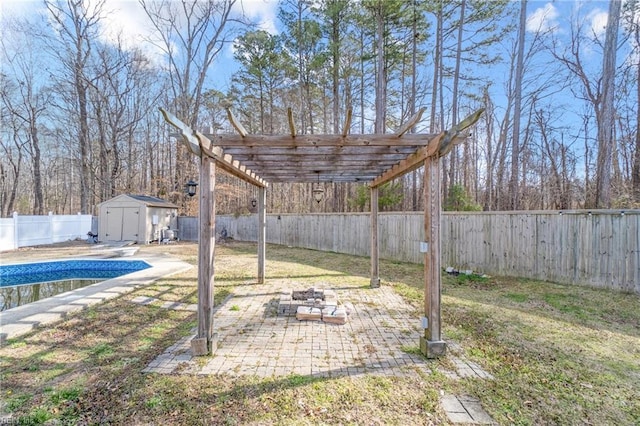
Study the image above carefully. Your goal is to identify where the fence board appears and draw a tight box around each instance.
[1,213,94,251]
[179,210,639,293]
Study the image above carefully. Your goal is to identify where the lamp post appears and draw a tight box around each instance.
[185,180,198,197]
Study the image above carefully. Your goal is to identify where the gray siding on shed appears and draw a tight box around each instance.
[97,195,178,244]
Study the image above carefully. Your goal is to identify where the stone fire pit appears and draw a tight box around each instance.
[278,287,348,324]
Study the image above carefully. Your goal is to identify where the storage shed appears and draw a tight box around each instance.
[97,194,178,244]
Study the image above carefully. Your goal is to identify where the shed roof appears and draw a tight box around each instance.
[100,194,178,209]
[128,195,178,208]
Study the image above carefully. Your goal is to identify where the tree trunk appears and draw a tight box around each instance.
[411,0,418,211]
[633,13,640,204]
[594,0,621,208]
[509,0,527,210]
[29,109,44,215]
[447,0,466,207]
[430,2,442,134]
[332,8,340,134]
[76,81,91,214]
[374,1,386,134]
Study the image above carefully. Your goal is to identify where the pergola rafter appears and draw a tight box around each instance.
[160,105,483,359]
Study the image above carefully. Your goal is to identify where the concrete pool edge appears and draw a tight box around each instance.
[0,253,193,344]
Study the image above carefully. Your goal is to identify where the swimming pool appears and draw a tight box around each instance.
[0,259,151,311]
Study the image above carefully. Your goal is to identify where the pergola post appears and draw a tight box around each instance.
[420,155,446,358]
[370,186,381,287]
[257,186,266,283]
[191,155,217,356]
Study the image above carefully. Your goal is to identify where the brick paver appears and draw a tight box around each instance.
[143,280,433,377]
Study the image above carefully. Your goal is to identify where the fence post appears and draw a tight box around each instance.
[12,211,18,250]
[78,212,83,241]
[49,211,54,244]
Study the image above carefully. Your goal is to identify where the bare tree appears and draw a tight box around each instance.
[88,40,161,201]
[45,0,106,214]
[550,1,622,208]
[595,0,622,208]
[534,107,576,209]
[0,19,56,214]
[0,76,26,216]
[140,0,239,204]
[509,0,527,210]
[371,0,387,134]
[622,0,640,204]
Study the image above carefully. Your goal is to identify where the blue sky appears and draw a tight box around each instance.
[0,0,617,84]
[0,0,625,124]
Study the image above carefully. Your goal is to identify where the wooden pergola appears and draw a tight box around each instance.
[160,106,482,358]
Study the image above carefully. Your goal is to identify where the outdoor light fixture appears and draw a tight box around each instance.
[251,198,257,208]
[313,172,324,203]
[185,180,198,197]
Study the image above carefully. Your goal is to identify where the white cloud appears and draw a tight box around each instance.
[96,0,166,64]
[236,0,279,34]
[526,3,560,34]
[587,8,608,38]
[0,0,44,19]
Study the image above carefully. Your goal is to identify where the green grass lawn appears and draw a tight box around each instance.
[1,241,638,425]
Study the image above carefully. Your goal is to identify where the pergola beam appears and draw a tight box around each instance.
[160,108,267,188]
[226,107,248,137]
[395,107,426,137]
[369,133,443,188]
[203,133,439,147]
[342,108,352,137]
[369,108,483,188]
[223,145,421,155]
[243,161,401,170]
[287,108,296,137]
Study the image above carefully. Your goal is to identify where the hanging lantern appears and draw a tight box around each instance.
[313,172,324,203]
[184,180,198,197]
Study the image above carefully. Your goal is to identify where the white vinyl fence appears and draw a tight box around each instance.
[0,212,94,252]
[178,210,640,294]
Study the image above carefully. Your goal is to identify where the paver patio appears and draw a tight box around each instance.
[140,278,496,423]
[143,280,432,377]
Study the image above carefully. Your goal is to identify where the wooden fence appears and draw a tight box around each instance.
[178,210,640,294]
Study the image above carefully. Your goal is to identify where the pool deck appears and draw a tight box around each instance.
[0,252,192,343]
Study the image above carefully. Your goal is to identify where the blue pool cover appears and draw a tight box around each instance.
[0,259,151,287]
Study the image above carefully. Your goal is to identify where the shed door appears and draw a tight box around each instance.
[122,208,140,240]
[104,207,140,241]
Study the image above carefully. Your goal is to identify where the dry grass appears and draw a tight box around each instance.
[1,241,639,425]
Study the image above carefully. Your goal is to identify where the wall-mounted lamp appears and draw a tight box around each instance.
[251,198,257,208]
[184,180,198,197]
[312,172,324,203]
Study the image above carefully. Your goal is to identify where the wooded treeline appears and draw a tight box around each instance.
[1,0,639,217]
